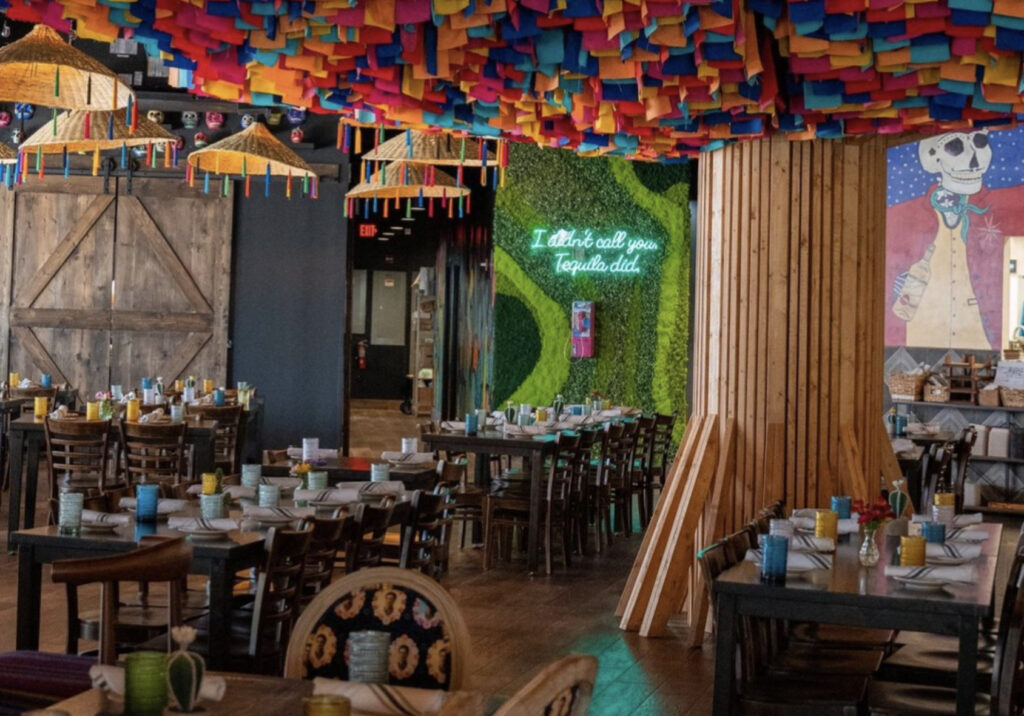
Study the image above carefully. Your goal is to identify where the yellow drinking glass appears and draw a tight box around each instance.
[814,510,839,541]
[85,401,100,420]
[174,379,184,392]
[201,472,219,495]
[602,399,612,411]
[303,696,351,716]
[900,536,927,567]
[126,399,141,422]
[535,408,548,422]
[202,379,214,394]
[8,372,18,387]
[33,396,47,419]
[933,492,955,507]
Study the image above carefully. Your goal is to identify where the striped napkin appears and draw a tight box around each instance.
[745,549,833,570]
[285,447,336,461]
[790,511,860,535]
[337,481,405,495]
[91,665,226,703]
[81,510,132,526]
[759,533,835,553]
[926,542,982,560]
[884,564,977,583]
[312,678,447,715]
[118,497,188,515]
[260,477,302,491]
[138,409,166,423]
[167,516,238,532]
[911,513,983,527]
[380,451,435,464]
[439,420,465,432]
[294,488,359,504]
[186,484,255,500]
[242,506,315,520]
[946,528,988,543]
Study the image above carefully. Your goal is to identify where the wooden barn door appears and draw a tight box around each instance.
[0,177,231,397]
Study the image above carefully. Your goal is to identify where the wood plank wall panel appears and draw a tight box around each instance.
[695,137,888,531]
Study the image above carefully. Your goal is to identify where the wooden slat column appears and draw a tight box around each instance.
[694,136,888,530]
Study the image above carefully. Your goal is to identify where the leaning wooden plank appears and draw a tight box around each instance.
[640,415,721,637]
[839,424,871,498]
[618,414,708,629]
[688,418,737,647]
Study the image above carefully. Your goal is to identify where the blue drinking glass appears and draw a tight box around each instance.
[140,376,152,390]
[464,412,478,435]
[213,388,226,406]
[922,521,946,544]
[830,495,852,519]
[761,534,789,584]
[135,484,159,523]
[40,373,51,388]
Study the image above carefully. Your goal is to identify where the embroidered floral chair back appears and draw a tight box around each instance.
[284,566,471,691]
[492,655,598,716]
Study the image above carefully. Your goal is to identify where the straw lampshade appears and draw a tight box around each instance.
[0,143,16,163]
[346,161,469,200]
[361,130,495,167]
[0,24,134,110]
[187,122,315,178]
[20,109,175,153]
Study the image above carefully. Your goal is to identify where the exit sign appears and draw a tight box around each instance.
[358,224,377,238]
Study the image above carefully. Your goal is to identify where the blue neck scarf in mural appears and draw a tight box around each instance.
[930,188,987,242]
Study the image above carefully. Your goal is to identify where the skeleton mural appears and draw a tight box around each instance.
[885,128,1024,350]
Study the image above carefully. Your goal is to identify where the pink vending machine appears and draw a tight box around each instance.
[571,300,594,358]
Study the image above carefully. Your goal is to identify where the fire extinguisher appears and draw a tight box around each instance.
[356,339,368,370]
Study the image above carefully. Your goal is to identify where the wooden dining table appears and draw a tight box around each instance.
[711,521,1003,716]
[11,521,265,670]
[421,430,559,573]
[48,672,487,715]
[5,413,219,548]
[262,454,438,491]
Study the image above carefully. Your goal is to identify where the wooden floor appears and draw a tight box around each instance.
[0,401,713,715]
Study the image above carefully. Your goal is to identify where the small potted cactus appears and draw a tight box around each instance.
[166,625,205,712]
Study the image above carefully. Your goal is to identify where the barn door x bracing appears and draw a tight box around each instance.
[0,176,232,396]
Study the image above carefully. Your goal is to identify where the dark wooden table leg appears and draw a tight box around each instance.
[472,452,490,543]
[955,615,979,716]
[527,448,543,574]
[16,542,42,650]
[193,433,216,476]
[23,432,41,530]
[7,427,25,551]
[712,592,737,716]
[206,561,232,670]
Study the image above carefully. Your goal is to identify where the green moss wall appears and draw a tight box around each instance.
[492,144,691,432]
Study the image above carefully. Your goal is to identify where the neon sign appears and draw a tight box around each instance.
[530,228,659,276]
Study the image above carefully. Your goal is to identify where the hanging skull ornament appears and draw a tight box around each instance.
[146,109,164,125]
[193,132,208,148]
[918,130,992,196]
[0,112,10,128]
[205,112,224,130]
[181,111,199,129]
[10,128,22,145]
[290,127,304,144]
[240,113,256,129]
[13,103,33,121]
[266,110,283,126]
[286,106,306,125]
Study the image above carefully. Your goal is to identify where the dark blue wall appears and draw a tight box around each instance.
[230,179,349,450]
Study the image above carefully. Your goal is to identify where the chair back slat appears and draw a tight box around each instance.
[120,421,187,487]
[300,515,350,608]
[45,417,112,499]
[186,404,244,474]
[250,526,313,659]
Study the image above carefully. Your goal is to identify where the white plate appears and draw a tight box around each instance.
[174,526,230,540]
[926,555,970,566]
[80,521,120,533]
[893,576,951,592]
[785,564,816,576]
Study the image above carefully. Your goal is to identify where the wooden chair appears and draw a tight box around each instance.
[299,515,350,609]
[435,459,483,549]
[595,421,639,542]
[400,490,452,581]
[44,417,117,502]
[950,425,977,513]
[186,404,244,474]
[493,655,598,716]
[344,499,398,573]
[119,420,187,489]
[50,536,193,664]
[628,416,656,530]
[569,428,602,556]
[283,566,471,691]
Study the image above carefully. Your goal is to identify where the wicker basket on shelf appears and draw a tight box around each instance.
[889,373,927,401]
[1001,387,1024,408]
[979,388,1001,407]
[923,383,950,403]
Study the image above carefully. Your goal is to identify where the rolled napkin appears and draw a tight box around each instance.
[338,481,405,496]
[380,451,436,464]
[90,664,225,703]
[758,533,835,553]
[118,497,188,515]
[594,409,623,418]
[439,420,465,432]
[186,484,255,500]
[945,527,989,543]
[911,513,983,527]
[48,405,69,420]
[260,476,302,490]
[926,542,982,560]
[168,516,239,532]
[294,488,359,504]
[884,564,977,583]
[745,548,833,570]
[891,438,916,454]
[17,378,31,388]
[312,678,447,715]
[138,408,166,423]
[285,446,337,461]
[81,509,132,526]
[242,505,316,520]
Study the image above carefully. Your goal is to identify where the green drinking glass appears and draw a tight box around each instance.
[124,651,168,716]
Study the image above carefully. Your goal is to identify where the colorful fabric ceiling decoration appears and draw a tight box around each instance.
[3,1,1024,158]
[345,160,470,220]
